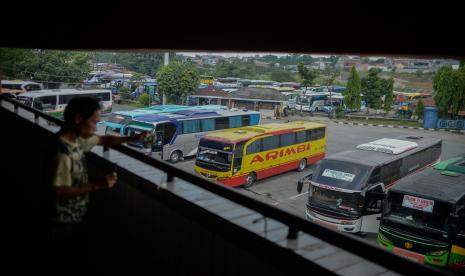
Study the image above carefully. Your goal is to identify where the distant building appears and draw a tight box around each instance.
[336,56,361,71]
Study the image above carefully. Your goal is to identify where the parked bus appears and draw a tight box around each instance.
[104,105,228,136]
[281,92,301,109]
[297,135,442,234]
[295,93,329,112]
[16,89,112,118]
[378,155,465,270]
[1,80,43,93]
[125,109,261,163]
[195,121,326,187]
[322,95,366,113]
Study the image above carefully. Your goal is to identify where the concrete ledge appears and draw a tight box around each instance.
[332,120,465,135]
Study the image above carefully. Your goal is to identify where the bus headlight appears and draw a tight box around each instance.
[426,250,447,256]
[340,220,356,225]
[217,177,228,181]
[378,233,392,244]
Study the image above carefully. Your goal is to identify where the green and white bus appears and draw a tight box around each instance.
[378,154,465,270]
[17,89,112,118]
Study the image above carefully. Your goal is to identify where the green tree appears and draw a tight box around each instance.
[415,99,424,118]
[361,68,383,109]
[453,65,465,115]
[156,61,199,104]
[0,48,91,88]
[343,66,362,111]
[433,66,456,116]
[297,62,318,87]
[270,70,295,82]
[381,77,394,112]
[92,52,165,77]
[139,94,150,106]
[119,86,132,100]
[130,72,146,90]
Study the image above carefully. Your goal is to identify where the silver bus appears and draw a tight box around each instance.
[297,135,442,234]
[125,109,261,163]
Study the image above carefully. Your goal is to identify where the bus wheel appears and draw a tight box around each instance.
[297,159,307,172]
[244,173,256,188]
[169,151,182,163]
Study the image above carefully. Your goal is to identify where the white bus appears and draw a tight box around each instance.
[295,93,329,112]
[16,89,112,118]
[1,80,43,94]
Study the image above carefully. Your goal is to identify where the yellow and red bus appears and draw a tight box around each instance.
[194,121,327,187]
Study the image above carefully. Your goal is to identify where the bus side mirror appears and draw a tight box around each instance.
[297,173,312,193]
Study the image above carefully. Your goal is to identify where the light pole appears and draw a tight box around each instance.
[162,52,169,105]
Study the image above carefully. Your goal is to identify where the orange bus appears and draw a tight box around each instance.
[194,121,327,187]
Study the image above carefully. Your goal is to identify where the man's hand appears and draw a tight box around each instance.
[94,172,118,190]
[133,131,151,142]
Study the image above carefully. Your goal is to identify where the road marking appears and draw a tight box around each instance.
[288,191,309,199]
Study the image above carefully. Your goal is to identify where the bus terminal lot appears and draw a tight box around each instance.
[172,117,465,219]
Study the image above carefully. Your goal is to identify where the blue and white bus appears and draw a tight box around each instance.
[126,109,261,162]
[104,105,227,136]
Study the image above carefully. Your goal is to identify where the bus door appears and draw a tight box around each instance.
[155,122,177,151]
[361,183,386,233]
[232,143,244,175]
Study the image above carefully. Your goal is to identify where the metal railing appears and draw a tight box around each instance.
[0,94,451,276]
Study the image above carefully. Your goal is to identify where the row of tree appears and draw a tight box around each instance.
[0,48,91,88]
[344,66,394,112]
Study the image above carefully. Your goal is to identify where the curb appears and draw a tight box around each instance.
[333,121,465,135]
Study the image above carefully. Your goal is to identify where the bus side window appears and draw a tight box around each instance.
[305,129,313,142]
[59,94,75,105]
[368,167,381,184]
[296,131,306,144]
[182,120,200,134]
[242,115,250,126]
[246,139,262,154]
[229,116,242,128]
[38,96,57,110]
[280,133,295,148]
[200,118,215,132]
[262,136,279,152]
[430,143,441,162]
[381,160,401,186]
[215,117,229,130]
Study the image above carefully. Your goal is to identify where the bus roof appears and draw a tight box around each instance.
[1,80,42,85]
[132,109,260,124]
[203,121,326,143]
[390,155,465,204]
[18,89,110,98]
[108,105,230,121]
[326,135,442,168]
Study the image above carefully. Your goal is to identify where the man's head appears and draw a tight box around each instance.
[63,97,101,138]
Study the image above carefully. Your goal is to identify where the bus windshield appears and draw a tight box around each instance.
[309,185,362,217]
[196,139,234,172]
[312,159,370,190]
[382,191,452,239]
[17,95,33,106]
